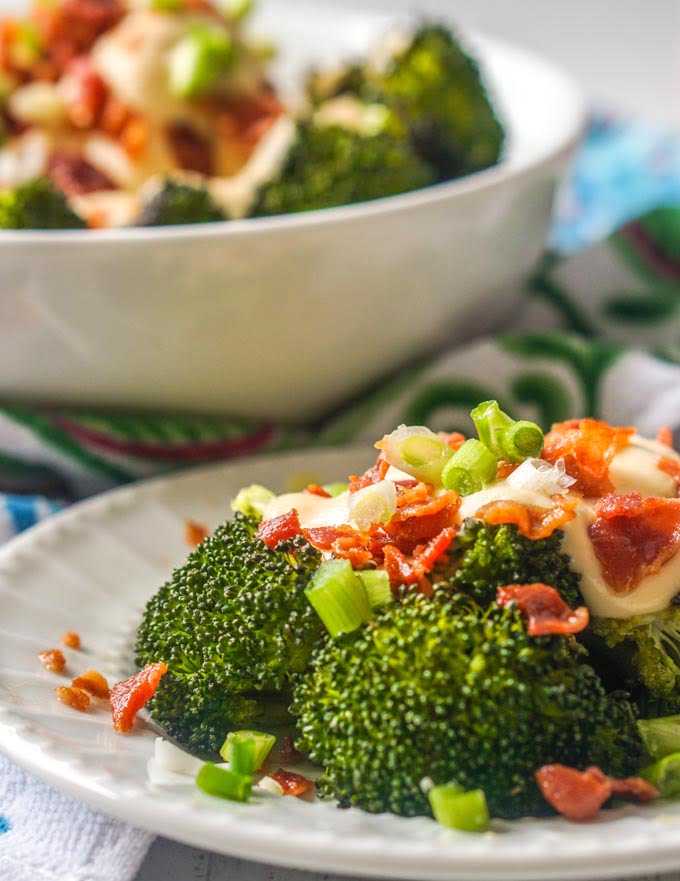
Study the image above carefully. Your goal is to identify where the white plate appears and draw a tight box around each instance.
[1,448,679,881]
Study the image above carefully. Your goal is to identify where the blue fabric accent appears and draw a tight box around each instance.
[552,116,680,254]
[5,494,40,535]
[0,815,10,835]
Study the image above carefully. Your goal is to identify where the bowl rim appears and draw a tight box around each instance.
[0,29,586,245]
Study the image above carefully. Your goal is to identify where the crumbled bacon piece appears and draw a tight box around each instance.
[657,426,674,448]
[166,122,213,175]
[47,152,115,196]
[542,419,634,497]
[536,764,658,822]
[186,519,209,548]
[496,584,589,637]
[111,662,167,733]
[61,630,81,649]
[304,483,331,498]
[438,431,466,451]
[412,527,457,573]
[34,0,123,74]
[496,461,520,480]
[659,456,680,491]
[383,491,460,554]
[39,649,66,673]
[72,669,110,699]
[55,684,90,712]
[257,509,301,548]
[348,457,389,494]
[589,493,680,593]
[61,56,107,127]
[475,495,579,540]
[395,481,430,508]
[383,544,420,585]
[270,768,315,798]
[278,733,303,765]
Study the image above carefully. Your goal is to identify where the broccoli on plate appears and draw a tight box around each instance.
[135,514,324,755]
[292,590,644,819]
[0,178,86,229]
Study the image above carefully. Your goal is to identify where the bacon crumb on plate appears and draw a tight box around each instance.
[496,584,589,637]
[39,649,66,673]
[111,661,167,734]
[185,519,209,548]
[536,764,658,822]
[55,684,90,712]
[270,768,315,798]
[72,669,110,699]
[61,630,81,649]
[657,426,674,448]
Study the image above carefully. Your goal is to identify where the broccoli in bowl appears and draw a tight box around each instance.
[0,0,504,229]
[135,402,680,828]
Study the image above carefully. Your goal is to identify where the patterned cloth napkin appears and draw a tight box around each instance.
[1,117,680,881]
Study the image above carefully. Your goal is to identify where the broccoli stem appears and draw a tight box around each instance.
[638,715,680,760]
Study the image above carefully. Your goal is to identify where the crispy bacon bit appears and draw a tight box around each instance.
[536,764,658,822]
[185,519,209,548]
[55,684,90,712]
[304,483,331,498]
[62,56,107,127]
[543,419,634,497]
[72,669,110,699]
[496,460,520,480]
[166,122,213,175]
[496,584,589,637]
[413,527,457,573]
[475,496,579,540]
[657,426,674,448]
[39,649,66,673]
[383,544,420,585]
[659,456,680,491]
[257,509,301,548]
[278,733,303,765]
[589,493,680,593]
[395,481,430,508]
[270,768,315,798]
[47,152,115,196]
[61,630,81,649]
[348,457,389,494]
[111,661,167,733]
[35,0,123,74]
[438,431,466,451]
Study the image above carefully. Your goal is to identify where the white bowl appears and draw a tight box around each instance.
[0,2,585,421]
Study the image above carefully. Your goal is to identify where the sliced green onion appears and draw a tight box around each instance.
[375,425,453,485]
[227,732,256,775]
[151,0,181,11]
[428,784,490,832]
[441,439,497,495]
[169,24,236,99]
[322,482,348,497]
[470,400,543,463]
[230,483,275,519]
[224,0,253,20]
[349,479,396,530]
[638,715,680,760]
[220,729,276,771]
[358,569,394,610]
[196,762,252,802]
[640,752,680,798]
[305,559,372,637]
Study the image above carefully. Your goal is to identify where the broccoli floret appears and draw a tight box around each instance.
[437,519,582,608]
[591,608,680,713]
[136,179,226,226]
[251,122,435,216]
[0,178,86,229]
[371,24,504,179]
[292,590,644,819]
[305,24,505,181]
[135,514,324,755]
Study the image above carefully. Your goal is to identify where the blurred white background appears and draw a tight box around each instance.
[334,0,680,130]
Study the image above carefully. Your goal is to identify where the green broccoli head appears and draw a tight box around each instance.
[591,607,680,713]
[437,519,582,608]
[0,178,86,229]
[306,23,505,181]
[136,179,226,226]
[373,24,504,179]
[251,121,435,217]
[135,514,324,755]
[292,590,643,819]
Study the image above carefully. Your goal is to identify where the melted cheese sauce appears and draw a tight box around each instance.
[262,436,680,619]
